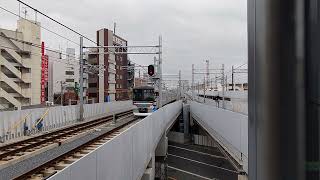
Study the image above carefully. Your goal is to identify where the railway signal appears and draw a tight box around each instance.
[148,65,155,76]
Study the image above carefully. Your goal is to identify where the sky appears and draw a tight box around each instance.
[0,0,248,84]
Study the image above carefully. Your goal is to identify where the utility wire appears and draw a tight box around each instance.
[0,45,80,65]
[0,5,80,46]
[0,34,78,59]
[17,0,96,45]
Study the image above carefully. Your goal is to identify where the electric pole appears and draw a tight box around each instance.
[158,36,163,108]
[232,65,234,91]
[197,82,200,101]
[60,81,64,106]
[79,36,84,121]
[192,64,195,100]
[203,76,206,103]
[222,64,225,109]
[226,75,228,91]
[179,70,181,99]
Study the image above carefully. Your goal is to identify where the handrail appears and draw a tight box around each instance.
[32,108,50,129]
[6,111,32,134]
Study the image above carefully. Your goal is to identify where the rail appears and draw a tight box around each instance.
[0,101,134,142]
[13,115,140,180]
[0,110,133,163]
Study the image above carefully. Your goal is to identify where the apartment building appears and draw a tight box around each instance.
[87,28,129,103]
[0,19,41,109]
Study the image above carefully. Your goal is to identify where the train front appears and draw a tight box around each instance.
[132,86,156,116]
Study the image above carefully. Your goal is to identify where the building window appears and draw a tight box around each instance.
[89,83,97,88]
[65,79,74,82]
[120,75,123,80]
[65,87,74,91]
[89,93,97,98]
[65,71,74,75]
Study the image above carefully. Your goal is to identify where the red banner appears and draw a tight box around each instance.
[41,42,48,103]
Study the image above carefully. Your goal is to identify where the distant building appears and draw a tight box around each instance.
[47,48,84,104]
[87,29,129,103]
[0,19,41,109]
[134,77,148,88]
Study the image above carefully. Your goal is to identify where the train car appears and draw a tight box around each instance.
[132,86,156,116]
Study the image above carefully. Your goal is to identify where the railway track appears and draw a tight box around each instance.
[14,116,139,180]
[0,110,133,165]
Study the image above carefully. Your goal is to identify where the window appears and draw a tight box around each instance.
[120,75,123,80]
[89,83,97,88]
[65,71,74,75]
[65,87,74,91]
[65,79,74,82]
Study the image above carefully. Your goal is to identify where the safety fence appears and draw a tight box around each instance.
[190,101,248,173]
[48,101,182,180]
[0,101,134,142]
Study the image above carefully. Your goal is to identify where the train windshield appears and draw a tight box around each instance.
[133,89,155,102]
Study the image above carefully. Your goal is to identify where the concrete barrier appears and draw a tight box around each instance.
[0,101,134,142]
[48,101,182,180]
[190,101,248,173]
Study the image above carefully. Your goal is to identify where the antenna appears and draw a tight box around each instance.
[22,7,27,19]
[113,22,116,35]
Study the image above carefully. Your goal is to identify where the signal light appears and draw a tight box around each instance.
[148,65,155,76]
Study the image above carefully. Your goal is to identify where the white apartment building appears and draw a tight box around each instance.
[0,19,41,109]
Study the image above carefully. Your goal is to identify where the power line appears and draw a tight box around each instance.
[17,0,96,45]
[0,33,78,59]
[0,45,80,66]
[0,5,80,46]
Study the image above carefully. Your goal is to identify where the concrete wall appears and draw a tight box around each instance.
[190,101,248,173]
[48,101,182,180]
[0,101,134,142]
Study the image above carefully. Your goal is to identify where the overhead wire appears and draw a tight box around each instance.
[0,33,79,59]
[17,0,97,45]
[0,5,80,46]
[0,45,80,65]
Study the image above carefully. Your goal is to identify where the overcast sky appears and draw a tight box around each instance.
[1,0,247,83]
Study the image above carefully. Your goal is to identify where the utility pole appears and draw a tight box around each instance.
[221,64,225,109]
[60,81,64,106]
[215,75,217,90]
[192,64,194,100]
[158,36,163,108]
[205,60,209,89]
[203,77,206,103]
[232,65,235,91]
[178,70,181,99]
[197,82,200,101]
[79,36,84,121]
[226,75,228,91]
[154,56,157,68]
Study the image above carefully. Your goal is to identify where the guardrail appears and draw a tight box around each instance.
[48,100,182,180]
[190,101,248,173]
[0,101,134,142]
